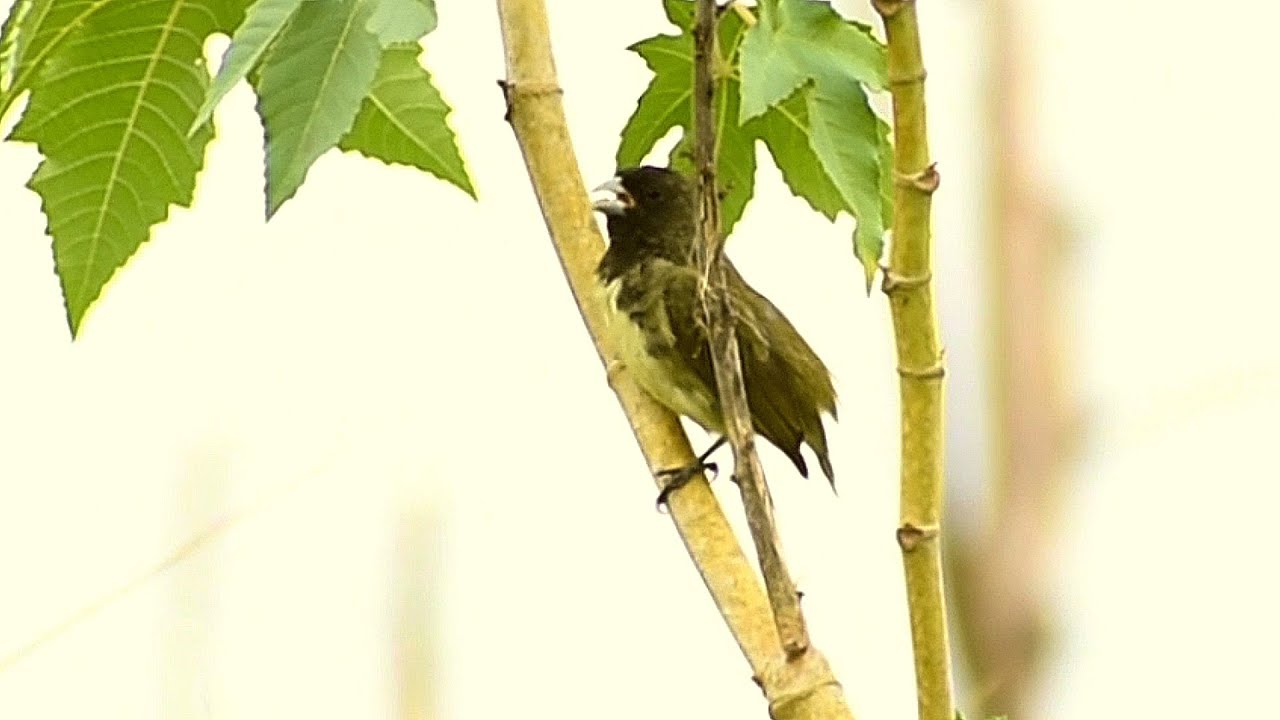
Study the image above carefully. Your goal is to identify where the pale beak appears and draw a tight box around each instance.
[591,177,632,216]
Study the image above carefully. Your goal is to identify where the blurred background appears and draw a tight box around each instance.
[1,1,1277,718]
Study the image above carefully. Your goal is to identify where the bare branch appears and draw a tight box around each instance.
[690,0,811,659]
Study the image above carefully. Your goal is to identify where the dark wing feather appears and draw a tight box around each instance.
[657,259,838,485]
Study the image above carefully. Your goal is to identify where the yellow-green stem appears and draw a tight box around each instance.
[495,5,859,718]
[872,1,956,719]
[495,0,781,676]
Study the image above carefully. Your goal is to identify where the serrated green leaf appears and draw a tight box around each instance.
[661,0,694,30]
[338,42,473,197]
[364,0,435,45]
[806,72,884,287]
[736,5,802,124]
[615,32,687,171]
[668,75,756,231]
[739,0,885,122]
[256,0,382,217]
[9,0,224,335]
[0,0,41,93]
[0,0,110,122]
[191,0,307,133]
[747,83,843,221]
[616,0,754,235]
[738,0,889,288]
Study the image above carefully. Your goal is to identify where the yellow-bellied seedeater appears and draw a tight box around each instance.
[593,166,837,495]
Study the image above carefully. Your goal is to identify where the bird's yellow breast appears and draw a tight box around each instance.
[602,277,722,433]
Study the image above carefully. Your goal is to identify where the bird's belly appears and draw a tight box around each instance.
[603,280,722,433]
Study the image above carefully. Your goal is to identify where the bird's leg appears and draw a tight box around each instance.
[654,436,728,510]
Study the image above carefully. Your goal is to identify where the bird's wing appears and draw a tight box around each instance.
[656,259,837,484]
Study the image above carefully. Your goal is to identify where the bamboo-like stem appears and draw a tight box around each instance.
[690,0,808,660]
[497,2,852,716]
[872,1,956,720]
[494,0,815,709]
[494,0,781,672]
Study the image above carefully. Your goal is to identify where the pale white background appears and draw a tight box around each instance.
[1,1,1277,718]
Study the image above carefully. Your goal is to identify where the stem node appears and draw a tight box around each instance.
[888,67,928,87]
[894,163,941,193]
[897,358,946,380]
[881,268,933,294]
[872,0,914,18]
[897,523,941,552]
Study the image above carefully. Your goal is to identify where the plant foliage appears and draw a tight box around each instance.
[0,0,888,334]
[0,0,470,335]
[617,0,891,286]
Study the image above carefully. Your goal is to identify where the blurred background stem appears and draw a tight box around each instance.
[946,0,1075,717]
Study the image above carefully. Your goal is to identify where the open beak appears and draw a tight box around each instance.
[591,177,633,216]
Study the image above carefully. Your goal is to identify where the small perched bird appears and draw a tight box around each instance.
[592,166,838,494]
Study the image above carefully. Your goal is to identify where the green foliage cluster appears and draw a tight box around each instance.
[0,0,471,335]
[617,0,891,286]
[0,0,890,336]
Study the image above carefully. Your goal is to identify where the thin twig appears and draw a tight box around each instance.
[690,0,809,659]
[872,1,957,719]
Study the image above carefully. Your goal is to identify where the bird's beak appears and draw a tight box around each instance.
[591,177,633,216]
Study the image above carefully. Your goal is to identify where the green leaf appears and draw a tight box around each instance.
[738,0,885,123]
[0,0,110,121]
[9,0,225,335]
[191,0,308,133]
[0,0,41,93]
[364,0,436,45]
[738,0,890,288]
[805,72,884,287]
[256,0,383,217]
[338,42,473,198]
[661,0,694,29]
[667,76,756,232]
[617,0,890,282]
[615,32,686,171]
[616,0,755,235]
[194,0,426,133]
[747,82,844,221]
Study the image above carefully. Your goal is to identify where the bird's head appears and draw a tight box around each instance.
[592,166,692,217]
[592,166,697,257]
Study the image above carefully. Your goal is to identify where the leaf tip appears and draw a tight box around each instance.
[861,256,877,296]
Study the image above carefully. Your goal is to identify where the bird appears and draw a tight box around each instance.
[592,166,837,501]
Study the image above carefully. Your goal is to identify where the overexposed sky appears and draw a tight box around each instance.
[2,1,1278,719]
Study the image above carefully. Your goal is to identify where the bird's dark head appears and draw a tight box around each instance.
[592,166,693,219]
[593,166,696,266]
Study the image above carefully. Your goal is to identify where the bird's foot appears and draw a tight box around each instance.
[654,460,719,512]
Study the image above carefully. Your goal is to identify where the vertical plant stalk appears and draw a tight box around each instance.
[947,0,1071,716]
[872,2,956,720]
[690,0,808,660]
[496,3,852,717]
